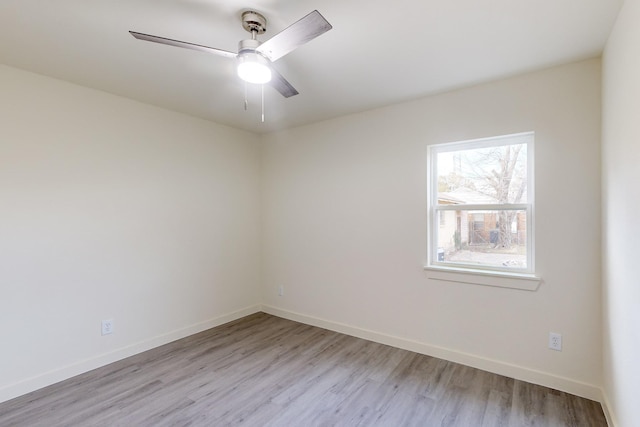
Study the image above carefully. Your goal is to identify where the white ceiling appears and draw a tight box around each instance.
[0,0,622,134]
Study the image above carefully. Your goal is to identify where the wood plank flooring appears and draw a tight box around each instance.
[0,312,607,426]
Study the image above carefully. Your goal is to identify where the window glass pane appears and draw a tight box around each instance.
[435,209,527,269]
[436,143,527,205]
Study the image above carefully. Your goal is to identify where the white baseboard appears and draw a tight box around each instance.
[600,391,617,427]
[0,304,261,404]
[261,305,604,403]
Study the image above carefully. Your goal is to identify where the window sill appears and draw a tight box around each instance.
[424,266,541,291]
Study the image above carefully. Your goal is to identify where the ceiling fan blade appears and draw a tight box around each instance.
[130,31,237,59]
[256,10,332,62]
[269,68,299,98]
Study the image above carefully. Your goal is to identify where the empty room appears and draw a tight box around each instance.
[0,0,638,426]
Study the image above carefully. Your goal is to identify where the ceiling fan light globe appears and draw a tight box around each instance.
[237,62,272,84]
[237,52,272,84]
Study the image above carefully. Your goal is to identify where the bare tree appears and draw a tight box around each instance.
[462,144,527,248]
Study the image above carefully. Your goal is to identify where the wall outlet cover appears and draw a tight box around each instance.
[549,332,562,351]
[102,319,114,336]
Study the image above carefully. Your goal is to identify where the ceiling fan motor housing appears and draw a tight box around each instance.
[238,38,261,54]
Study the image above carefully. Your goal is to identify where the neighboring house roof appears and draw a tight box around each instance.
[437,194,466,204]
[438,188,499,204]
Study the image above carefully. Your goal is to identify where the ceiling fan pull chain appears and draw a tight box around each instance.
[261,84,265,123]
[244,81,248,111]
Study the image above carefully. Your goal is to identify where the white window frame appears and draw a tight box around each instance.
[425,132,540,290]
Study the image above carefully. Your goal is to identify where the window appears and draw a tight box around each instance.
[427,132,534,275]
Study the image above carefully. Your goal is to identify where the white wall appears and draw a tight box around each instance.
[602,0,640,424]
[0,65,261,402]
[262,59,603,399]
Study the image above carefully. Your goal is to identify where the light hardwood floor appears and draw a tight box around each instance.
[0,313,607,426]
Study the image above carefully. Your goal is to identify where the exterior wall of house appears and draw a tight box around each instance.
[437,210,458,251]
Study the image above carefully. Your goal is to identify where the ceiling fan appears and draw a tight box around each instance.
[130,10,332,99]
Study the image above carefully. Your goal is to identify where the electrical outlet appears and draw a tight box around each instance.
[102,319,114,336]
[548,332,562,351]
[278,285,284,297]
